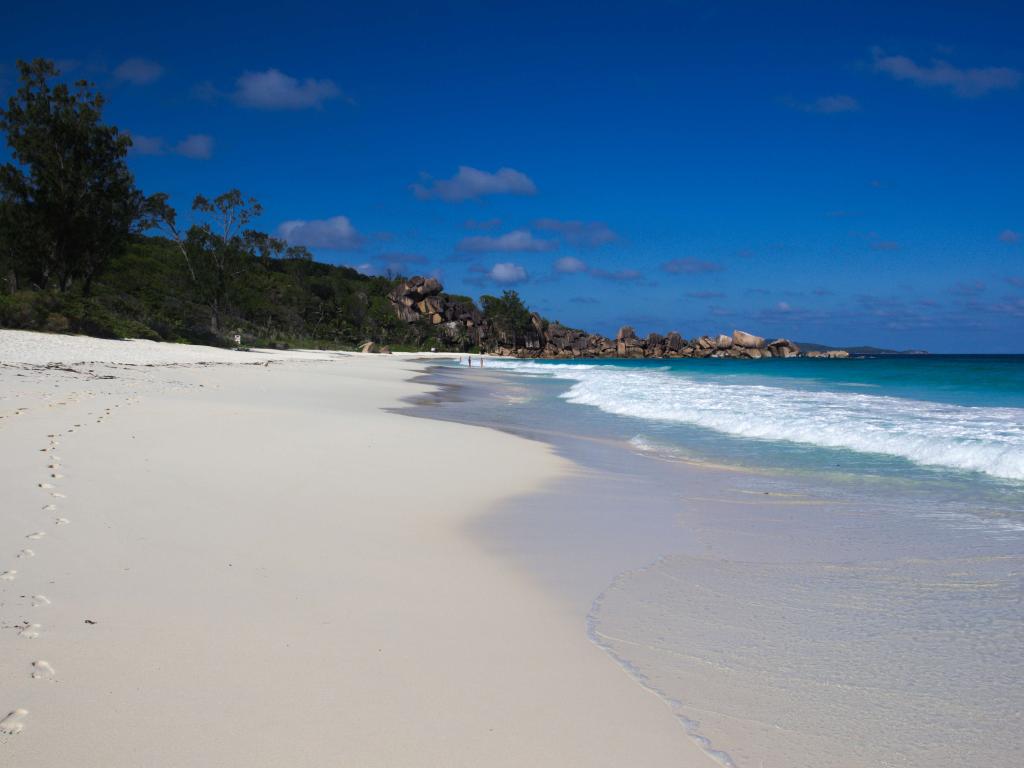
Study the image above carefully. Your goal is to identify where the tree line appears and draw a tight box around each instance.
[0,59,534,350]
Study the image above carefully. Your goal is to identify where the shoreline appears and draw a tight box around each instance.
[0,330,714,766]
[410,358,1024,768]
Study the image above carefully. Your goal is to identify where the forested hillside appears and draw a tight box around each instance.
[0,59,484,350]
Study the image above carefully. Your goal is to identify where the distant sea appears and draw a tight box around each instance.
[422,355,1024,768]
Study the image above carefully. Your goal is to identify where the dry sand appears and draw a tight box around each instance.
[0,330,713,767]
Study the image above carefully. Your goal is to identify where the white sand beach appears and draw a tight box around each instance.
[0,330,713,767]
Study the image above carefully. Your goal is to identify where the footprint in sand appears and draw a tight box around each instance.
[38,482,54,490]
[32,595,50,607]
[42,503,57,512]
[55,518,70,526]
[51,492,66,499]
[0,709,28,735]
[17,623,41,639]
[0,570,16,581]
[51,473,64,479]
[17,549,35,559]
[31,661,55,680]
[26,532,46,540]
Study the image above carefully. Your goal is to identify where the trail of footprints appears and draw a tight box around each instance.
[2,399,126,738]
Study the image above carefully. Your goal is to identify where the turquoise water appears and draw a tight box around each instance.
[484,355,1024,491]
[427,355,1024,767]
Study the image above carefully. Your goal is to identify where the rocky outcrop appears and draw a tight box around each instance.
[767,338,800,358]
[615,326,644,357]
[388,276,443,323]
[386,276,839,360]
[732,330,765,349]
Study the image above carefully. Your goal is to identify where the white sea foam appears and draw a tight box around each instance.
[485,361,1024,481]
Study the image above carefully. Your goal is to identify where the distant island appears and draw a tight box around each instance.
[796,342,929,356]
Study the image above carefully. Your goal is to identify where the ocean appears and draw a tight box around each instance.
[412,355,1024,768]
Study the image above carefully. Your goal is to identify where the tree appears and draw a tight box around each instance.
[481,289,532,349]
[0,59,142,292]
[143,190,263,335]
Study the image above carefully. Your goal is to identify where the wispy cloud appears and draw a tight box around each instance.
[869,240,899,251]
[686,290,725,299]
[790,94,861,113]
[233,69,342,110]
[534,218,618,247]
[1000,229,1020,244]
[554,256,588,273]
[464,218,502,231]
[174,134,214,159]
[590,268,643,282]
[457,229,554,253]
[129,135,166,156]
[661,258,724,274]
[277,215,362,250]
[950,280,986,296]
[128,133,214,159]
[871,47,1022,98]
[114,58,163,85]
[550,256,643,282]
[412,166,536,202]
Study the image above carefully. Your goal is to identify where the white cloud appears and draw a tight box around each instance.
[233,69,342,110]
[277,216,362,250]
[554,256,588,273]
[458,229,555,253]
[535,218,618,246]
[174,134,214,159]
[412,166,537,202]
[114,58,164,85]
[872,47,1021,98]
[489,263,529,284]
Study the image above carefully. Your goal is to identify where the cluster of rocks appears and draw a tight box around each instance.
[387,276,487,346]
[502,324,802,359]
[379,276,823,359]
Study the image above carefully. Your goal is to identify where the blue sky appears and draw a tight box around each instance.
[3,1,1023,351]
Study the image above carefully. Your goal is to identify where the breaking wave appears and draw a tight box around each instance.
[483,360,1024,481]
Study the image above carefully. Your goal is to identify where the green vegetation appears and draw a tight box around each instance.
[0,59,508,351]
[480,290,534,348]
